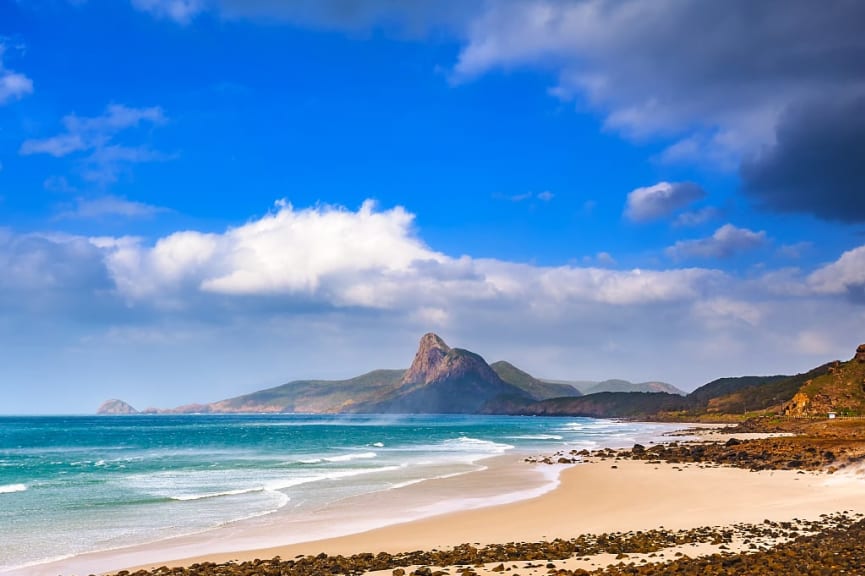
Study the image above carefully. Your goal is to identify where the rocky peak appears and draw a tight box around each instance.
[401,333,453,385]
[856,344,865,363]
[97,399,139,415]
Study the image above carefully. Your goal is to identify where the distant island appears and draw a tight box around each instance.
[99,334,865,421]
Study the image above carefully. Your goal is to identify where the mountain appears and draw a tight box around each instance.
[686,375,790,407]
[494,345,865,419]
[201,369,405,413]
[99,336,865,420]
[97,399,139,414]
[580,379,686,396]
[490,361,582,400]
[538,378,685,396]
[103,333,535,415]
[782,345,865,417]
[353,333,531,413]
[693,369,828,415]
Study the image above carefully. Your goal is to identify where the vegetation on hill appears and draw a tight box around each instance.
[485,391,688,418]
[98,334,865,421]
[783,345,865,416]
[490,361,582,400]
[210,369,405,413]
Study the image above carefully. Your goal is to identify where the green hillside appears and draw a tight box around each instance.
[210,369,405,413]
[490,361,582,400]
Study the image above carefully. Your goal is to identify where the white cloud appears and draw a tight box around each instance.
[0,44,33,105]
[21,104,165,157]
[102,200,436,303]
[56,196,168,220]
[807,245,865,300]
[97,199,723,311]
[666,224,766,260]
[20,104,168,183]
[625,181,705,222]
[4,200,865,412]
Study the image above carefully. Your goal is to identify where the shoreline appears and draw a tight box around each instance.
[24,422,865,576]
[20,453,567,576]
[115,458,865,576]
[16,419,683,576]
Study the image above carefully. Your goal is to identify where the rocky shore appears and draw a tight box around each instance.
[530,417,865,473]
[106,512,864,576]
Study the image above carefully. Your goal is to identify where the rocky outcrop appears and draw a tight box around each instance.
[783,391,811,417]
[781,344,865,417]
[401,333,451,386]
[97,399,139,415]
[359,334,531,413]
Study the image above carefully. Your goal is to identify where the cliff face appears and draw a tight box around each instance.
[400,333,452,386]
[97,399,139,415]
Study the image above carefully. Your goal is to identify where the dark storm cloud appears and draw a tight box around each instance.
[741,96,865,222]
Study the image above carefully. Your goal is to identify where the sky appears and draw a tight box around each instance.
[1,0,864,414]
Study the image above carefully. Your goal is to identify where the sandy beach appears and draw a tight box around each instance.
[28,432,865,576]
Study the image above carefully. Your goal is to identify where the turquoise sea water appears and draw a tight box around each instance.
[0,414,681,572]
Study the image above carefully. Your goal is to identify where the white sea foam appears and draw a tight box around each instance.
[443,436,513,452]
[323,451,377,462]
[371,442,385,447]
[170,487,265,501]
[0,483,27,494]
[264,465,402,491]
[506,434,564,441]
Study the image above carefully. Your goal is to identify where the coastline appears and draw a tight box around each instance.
[23,423,865,576]
[22,453,565,576]
[143,457,865,565]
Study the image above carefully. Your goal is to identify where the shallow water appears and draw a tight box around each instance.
[0,414,680,572]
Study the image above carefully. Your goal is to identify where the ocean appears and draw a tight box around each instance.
[0,414,682,573]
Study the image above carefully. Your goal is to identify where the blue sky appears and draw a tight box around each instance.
[1,1,864,413]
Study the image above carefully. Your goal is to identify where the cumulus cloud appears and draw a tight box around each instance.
[808,245,865,303]
[20,104,168,184]
[102,200,435,303]
[625,181,705,222]
[741,96,865,222]
[5,200,865,412]
[0,43,33,105]
[666,224,766,260]
[100,199,721,310]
